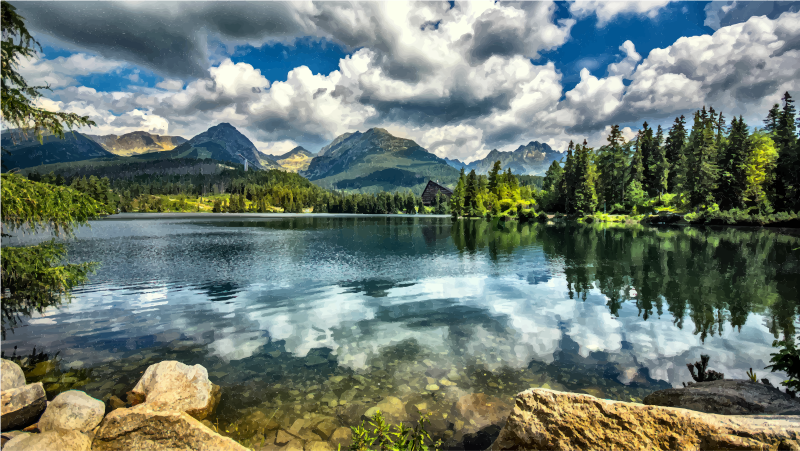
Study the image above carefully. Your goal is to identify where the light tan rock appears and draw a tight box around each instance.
[39,390,105,433]
[452,392,510,433]
[313,418,338,439]
[306,440,334,451]
[275,429,295,445]
[329,427,352,449]
[364,396,406,424]
[1,359,26,391]
[127,360,220,420]
[1,382,47,430]
[91,402,248,451]
[4,429,92,451]
[489,388,800,451]
[279,438,304,451]
[644,379,800,415]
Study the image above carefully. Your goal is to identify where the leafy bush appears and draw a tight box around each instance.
[499,199,514,211]
[347,410,441,451]
[767,335,800,392]
[537,212,548,223]
[518,208,536,222]
[583,215,594,224]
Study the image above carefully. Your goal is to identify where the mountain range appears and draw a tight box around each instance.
[301,128,460,193]
[9,122,562,193]
[443,141,562,176]
[1,130,115,171]
[84,131,187,156]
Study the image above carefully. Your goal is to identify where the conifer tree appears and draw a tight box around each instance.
[487,160,502,194]
[764,104,781,134]
[629,135,644,184]
[716,116,750,210]
[743,130,778,213]
[664,115,687,192]
[596,125,627,207]
[686,107,720,208]
[573,141,598,214]
[465,169,481,217]
[773,92,799,210]
[560,141,577,213]
[450,169,466,217]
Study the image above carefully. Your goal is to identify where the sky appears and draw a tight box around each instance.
[12,1,800,162]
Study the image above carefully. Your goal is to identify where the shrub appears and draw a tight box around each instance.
[583,215,594,224]
[767,334,800,392]
[499,199,514,211]
[537,212,548,223]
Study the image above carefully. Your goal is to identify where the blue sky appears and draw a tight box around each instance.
[13,1,800,161]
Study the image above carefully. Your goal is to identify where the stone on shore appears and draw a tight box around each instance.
[1,382,47,430]
[3,429,92,451]
[1,359,26,391]
[91,402,248,451]
[489,388,800,451]
[643,379,800,415]
[38,390,105,433]
[127,360,220,420]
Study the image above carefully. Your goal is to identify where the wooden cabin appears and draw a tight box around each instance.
[421,180,453,206]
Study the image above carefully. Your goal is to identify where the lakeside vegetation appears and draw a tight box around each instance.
[539,97,799,221]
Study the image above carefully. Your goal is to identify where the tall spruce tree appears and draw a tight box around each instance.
[596,125,627,207]
[465,169,480,217]
[764,104,781,134]
[487,160,502,194]
[716,116,750,210]
[773,92,799,210]
[573,141,598,214]
[686,107,720,208]
[664,115,687,193]
[450,168,466,217]
[560,141,577,213]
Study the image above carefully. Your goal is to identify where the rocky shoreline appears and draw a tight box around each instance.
[2,358,799,450]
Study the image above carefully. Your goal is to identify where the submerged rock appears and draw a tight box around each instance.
[1,382,47,430]
[643,379,800,415]
[489,388,800,451]
[452,393,511,433]
[38,390,105,433]
[92,402,248,451]
[3,429,92,451]
[127,360,220,420]
[364,396,406,424]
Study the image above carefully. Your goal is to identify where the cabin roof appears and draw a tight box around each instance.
[423,180,453,195]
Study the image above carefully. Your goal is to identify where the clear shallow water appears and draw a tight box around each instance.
[3,214,799,447]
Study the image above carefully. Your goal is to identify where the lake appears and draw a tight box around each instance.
[3,214,799,448]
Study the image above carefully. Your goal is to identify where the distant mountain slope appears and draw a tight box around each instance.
[133,123,281,170]
[443,157,477,171]
[469,141,562,176]
[22,157,235,180]
[301,128,459,193]
[85,131,187,156]
[1,130,117,171]
[274,146,314,172]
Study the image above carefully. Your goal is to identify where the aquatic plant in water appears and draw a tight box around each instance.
[685,354,724,384]
[347,410,441,451]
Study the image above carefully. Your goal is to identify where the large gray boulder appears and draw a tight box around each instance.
[1,359,26,391]
[127,360,220,420]
[489,388,800,451]
[38,390,105,433]
[0,382,46,430]
[91,402,248,451]
[3,429,92,451]
[643,379,800,415]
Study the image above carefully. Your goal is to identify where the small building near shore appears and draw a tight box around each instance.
[421,180,453,206]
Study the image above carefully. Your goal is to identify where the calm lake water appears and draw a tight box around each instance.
[3,214,799,448]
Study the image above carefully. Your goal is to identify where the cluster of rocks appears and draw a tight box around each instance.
[1,359,245,451]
